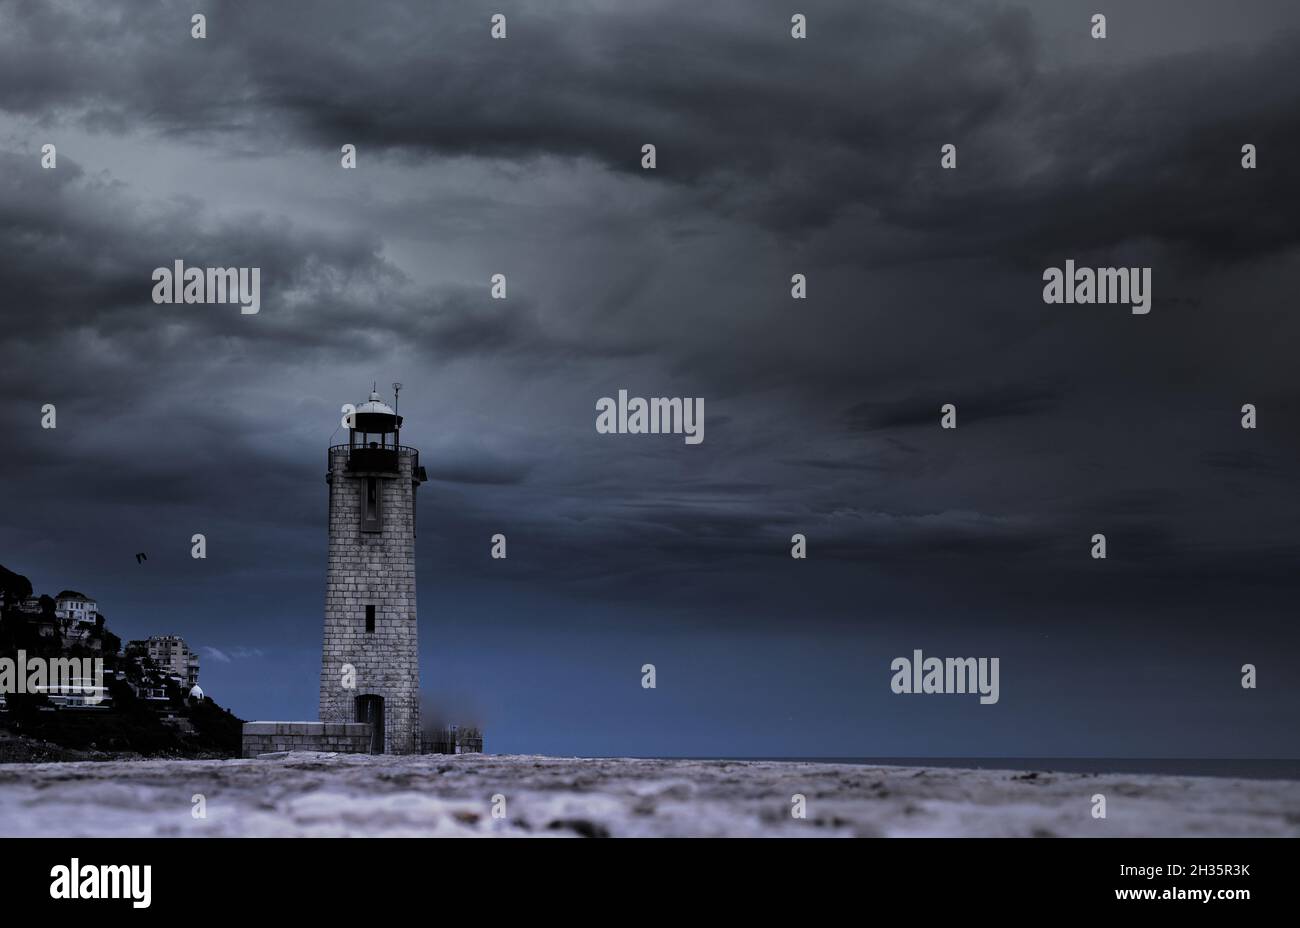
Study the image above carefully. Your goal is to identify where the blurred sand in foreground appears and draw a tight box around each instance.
[1,753,1296,837]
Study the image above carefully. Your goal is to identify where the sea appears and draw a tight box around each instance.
[670,757,1300,781]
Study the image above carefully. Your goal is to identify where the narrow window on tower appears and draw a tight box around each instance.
[365,604,375,633]
[361,476,383,532]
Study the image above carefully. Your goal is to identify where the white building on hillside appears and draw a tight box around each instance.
[54,591,97,622]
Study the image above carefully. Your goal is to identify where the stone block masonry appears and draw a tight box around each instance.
[318,444,422,753]
[241,721,372,757]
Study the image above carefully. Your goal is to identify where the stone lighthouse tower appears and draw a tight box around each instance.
[319,388,426,753]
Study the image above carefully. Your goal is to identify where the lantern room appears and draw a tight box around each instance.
[347,389,402,473]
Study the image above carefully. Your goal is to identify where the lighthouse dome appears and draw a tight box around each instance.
[356,392,395,416]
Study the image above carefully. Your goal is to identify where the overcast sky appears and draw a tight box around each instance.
[1,0,1298,758]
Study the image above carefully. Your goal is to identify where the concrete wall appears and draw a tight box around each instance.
[424,727,484,755]
[241,721,372,757]
[318,446,422,754]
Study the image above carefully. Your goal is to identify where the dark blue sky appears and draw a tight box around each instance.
[1,0,1298,757]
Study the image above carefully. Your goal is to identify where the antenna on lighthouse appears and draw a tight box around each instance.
[392,382,402,416]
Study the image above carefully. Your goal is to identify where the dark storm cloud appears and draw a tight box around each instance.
[1199,449,1294,481]
[1,0,1298,754]
[2,0,1296,589]
[5,0,1298,262]
[844,384,1064,431]
[0,148,635,380]
[0,149,393,343]
[423,450,535,486]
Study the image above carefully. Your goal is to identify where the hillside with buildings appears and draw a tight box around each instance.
[0,562,242,760]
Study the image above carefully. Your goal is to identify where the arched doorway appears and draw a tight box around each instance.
[355,694,385,753]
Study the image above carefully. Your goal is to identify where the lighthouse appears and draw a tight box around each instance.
[319,388,426,753]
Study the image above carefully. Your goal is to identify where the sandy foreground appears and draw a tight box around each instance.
[0,753,1296,837]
